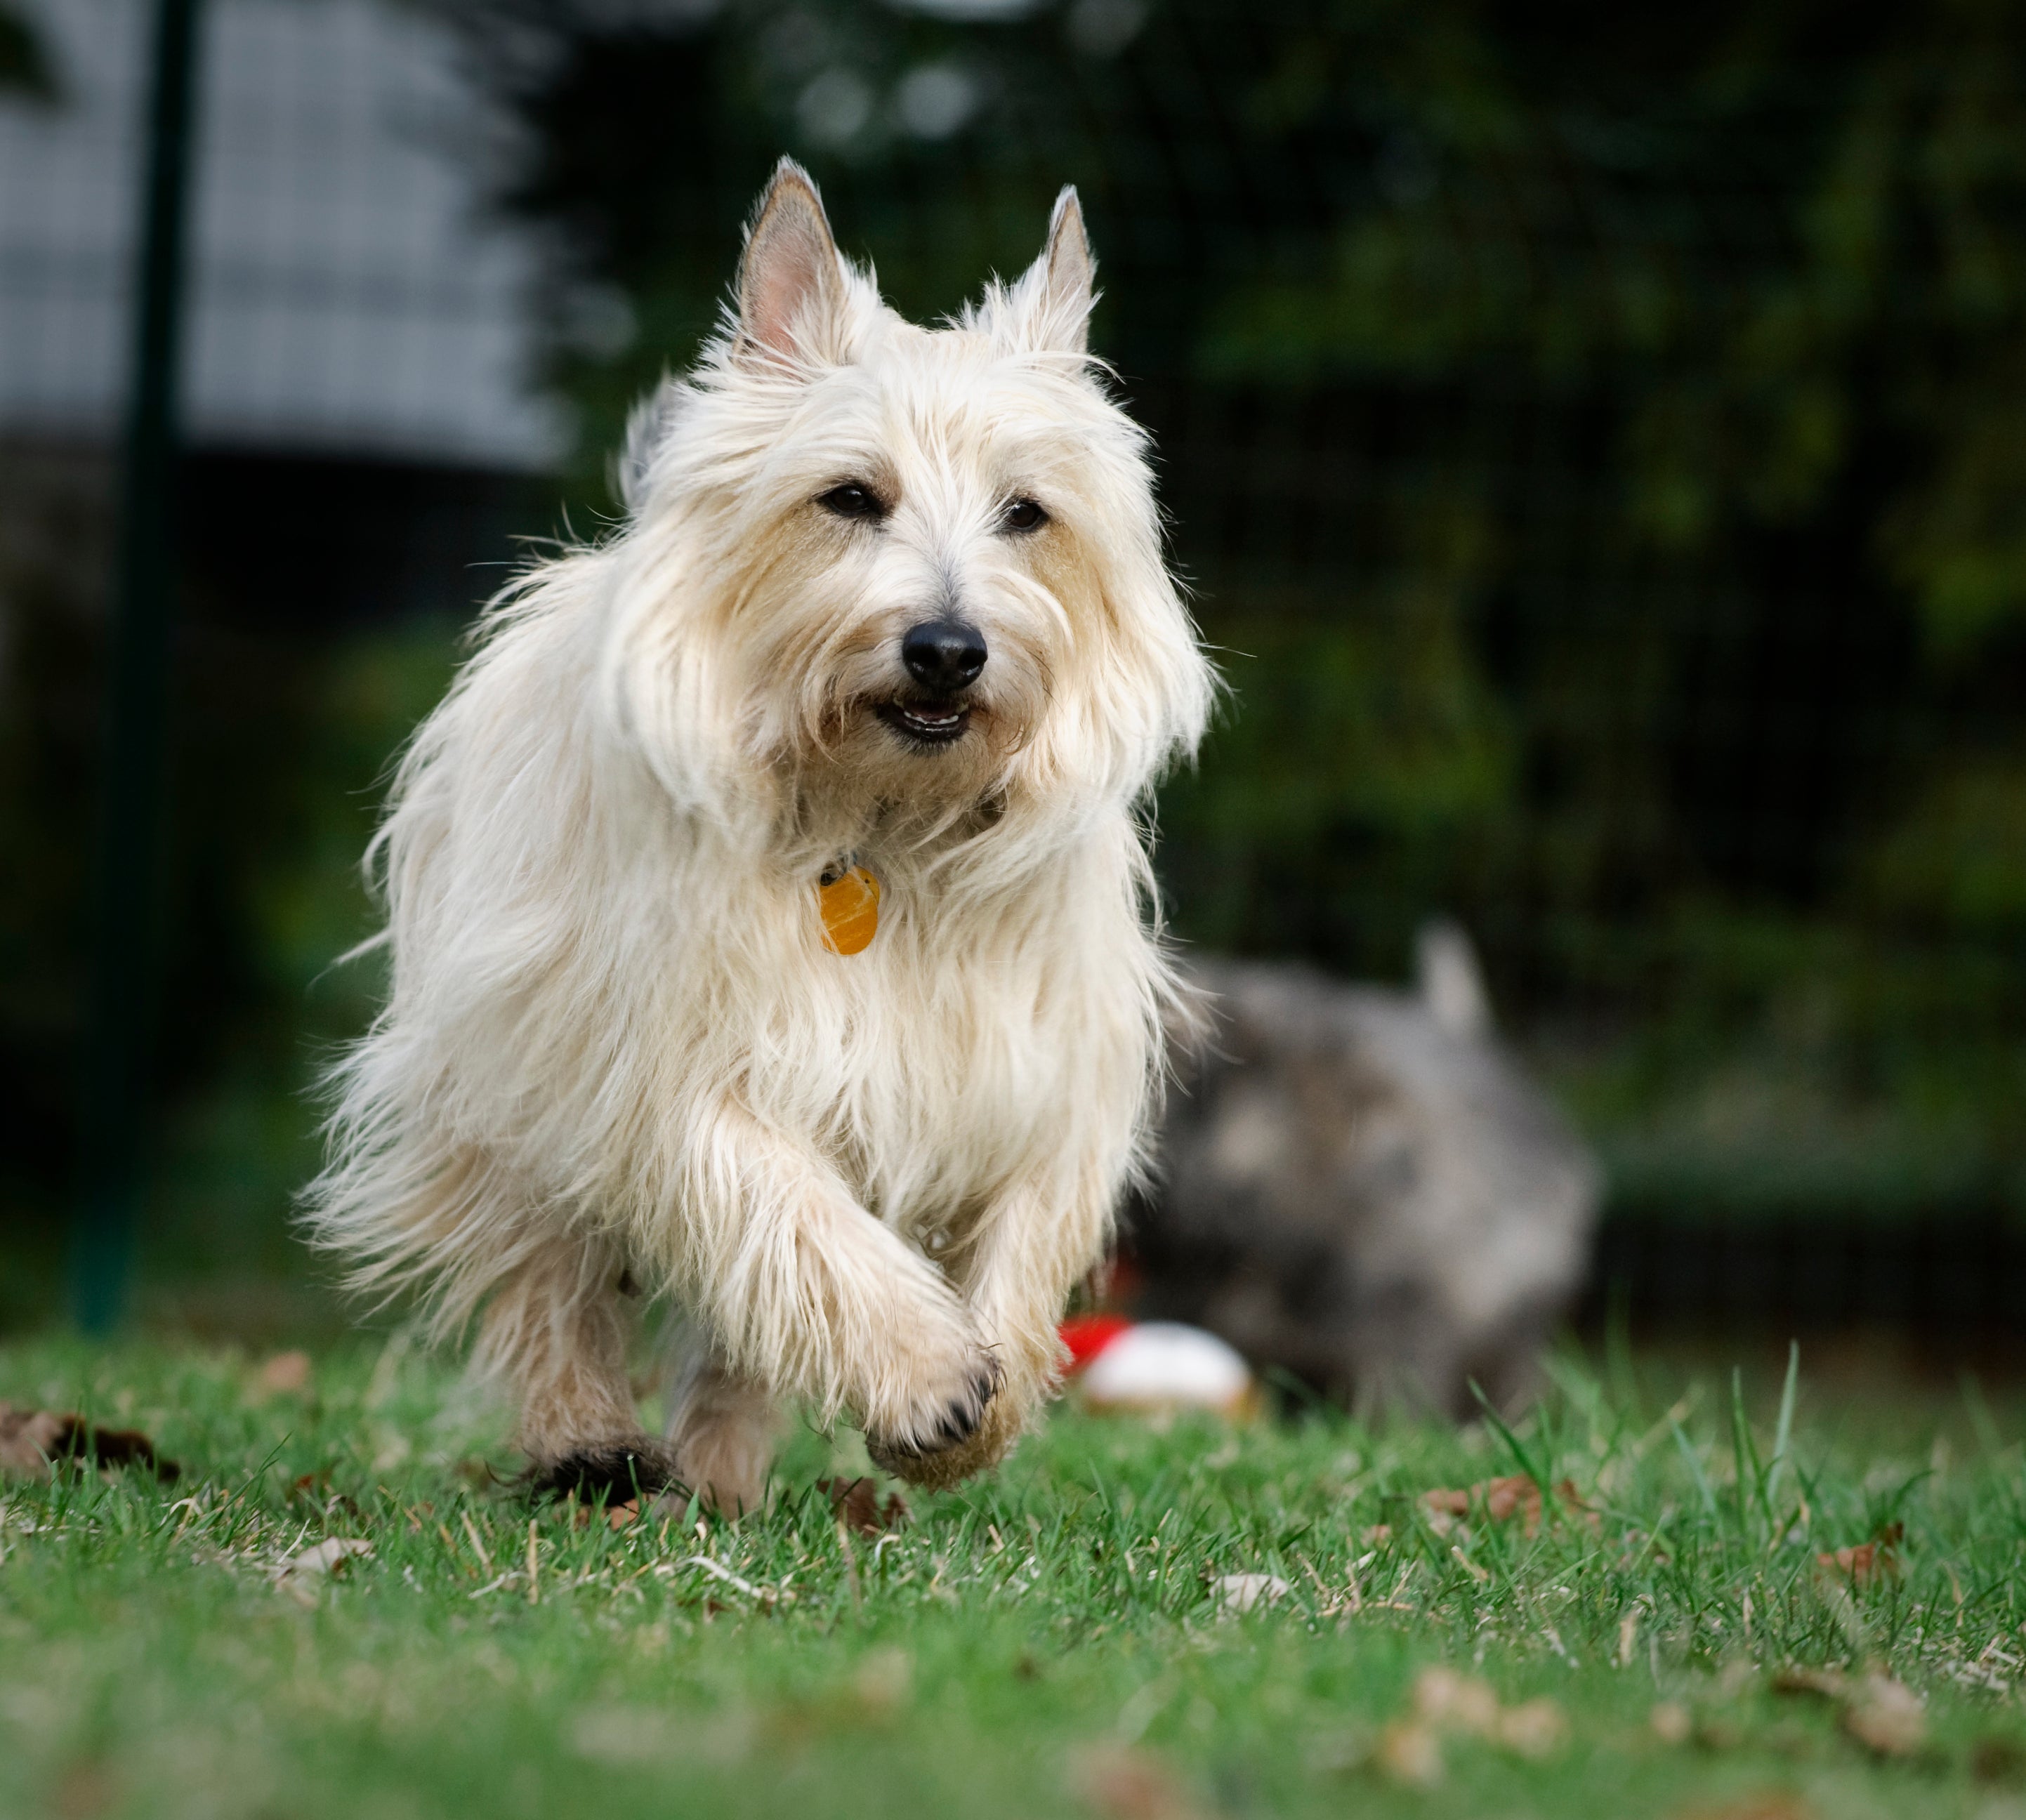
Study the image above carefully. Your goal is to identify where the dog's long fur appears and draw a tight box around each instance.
[305,162,1213,1506]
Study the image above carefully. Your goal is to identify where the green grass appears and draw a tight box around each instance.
[4,1333,2026,1819]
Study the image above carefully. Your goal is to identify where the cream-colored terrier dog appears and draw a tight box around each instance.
[307,160,1213,1509]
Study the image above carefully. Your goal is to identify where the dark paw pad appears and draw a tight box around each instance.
[870,1357,1003,1464]
[526,1442,685,1503]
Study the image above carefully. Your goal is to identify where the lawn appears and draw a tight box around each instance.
[3,1330,2024,1820]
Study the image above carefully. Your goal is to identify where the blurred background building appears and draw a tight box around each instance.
[1,0,2021,1345]
[0,0,557,456]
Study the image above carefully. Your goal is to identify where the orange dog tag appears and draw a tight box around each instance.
[818,864,881,956]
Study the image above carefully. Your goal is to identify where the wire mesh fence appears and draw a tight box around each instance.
[1,0,2022,1328]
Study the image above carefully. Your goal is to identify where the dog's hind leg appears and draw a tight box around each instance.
[664,1328,780,1517]
[473,1227,683,1502]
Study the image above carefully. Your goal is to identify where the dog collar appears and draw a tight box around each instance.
[817,859,881,955]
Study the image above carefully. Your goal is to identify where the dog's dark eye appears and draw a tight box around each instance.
[1001,498,1048,534]
[817,482,884,522]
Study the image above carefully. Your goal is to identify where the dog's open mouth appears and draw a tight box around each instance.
[876,698,973,747]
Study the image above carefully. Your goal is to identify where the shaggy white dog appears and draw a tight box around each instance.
[307,161,1213,1508]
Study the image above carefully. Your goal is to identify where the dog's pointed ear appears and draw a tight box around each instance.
[1015,185,1096,354]
[737,159,847,367]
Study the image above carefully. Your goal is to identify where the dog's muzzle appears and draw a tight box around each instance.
[879,619,986,747]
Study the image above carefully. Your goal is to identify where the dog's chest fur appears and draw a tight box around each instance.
[718,840,1150,1242]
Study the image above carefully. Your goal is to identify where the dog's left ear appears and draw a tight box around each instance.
[1014,185,1096,355]
[737,158,849,367]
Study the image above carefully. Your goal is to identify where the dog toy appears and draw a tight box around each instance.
[1061,1317,1257,1418]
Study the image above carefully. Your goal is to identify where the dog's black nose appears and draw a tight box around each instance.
[900,620,987,692]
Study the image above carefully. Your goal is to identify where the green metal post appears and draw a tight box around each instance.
[72,0,204,1333]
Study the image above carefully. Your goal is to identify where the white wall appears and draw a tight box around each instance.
[0,0,565,468]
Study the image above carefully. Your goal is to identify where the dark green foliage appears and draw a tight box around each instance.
[0,451,475,1279]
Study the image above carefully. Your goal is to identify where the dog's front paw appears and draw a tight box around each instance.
[876,1383,1030,1490]
[525,1437,688,1503]
[863,1353,1002,1479]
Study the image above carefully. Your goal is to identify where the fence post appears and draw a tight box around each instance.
[72,0,204,1333]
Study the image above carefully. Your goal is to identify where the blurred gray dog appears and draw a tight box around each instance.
[1133,925,1598,1415]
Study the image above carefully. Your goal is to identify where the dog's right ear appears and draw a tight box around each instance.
[1005,185,1097,355]
[737,159,848,368]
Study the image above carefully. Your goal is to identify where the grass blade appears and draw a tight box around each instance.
[1672,1416,1718,1519]
[1729,1366,1765,1537]
[1468,1378,1552,1498]
[1765,1340,1800,1518]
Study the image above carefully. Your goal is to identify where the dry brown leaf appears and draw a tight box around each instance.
[254,1350,313,1397]
[818,1477,909,1536]
[1213,1572,1291,1614]
[1482,1475,1541,1527]
[272,1536,371,1609]
[1650,1700,1693,1745]
[279,1536,371,1578]
[1414,1666,1501,1736]
[1374,1720,1444,1787]
[1555,1477,1603,1531]
[1842,1673,1926,1757]
[0,1404,66,1477]
[0,1404,180,1482]
[1408,1667,1566,1760]
[1772,1666,1848,1701]
[607,1498,640,1531]
[1816,1522,1904,1586]
[1071,1744,1205,1820]
[1772,1666,1849,1701]
[853,1646,913,1717]
[1419,1474,1591,1540]
[1772,1666,1926,1757]
[1498,1696,1569,1758]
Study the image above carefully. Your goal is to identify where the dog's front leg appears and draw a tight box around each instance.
[883,1172,1109,1489]
[680,1100,999,1471]
[473,1227,681,1501]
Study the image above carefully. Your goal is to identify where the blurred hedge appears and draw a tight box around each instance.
[0,447,480,1303]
